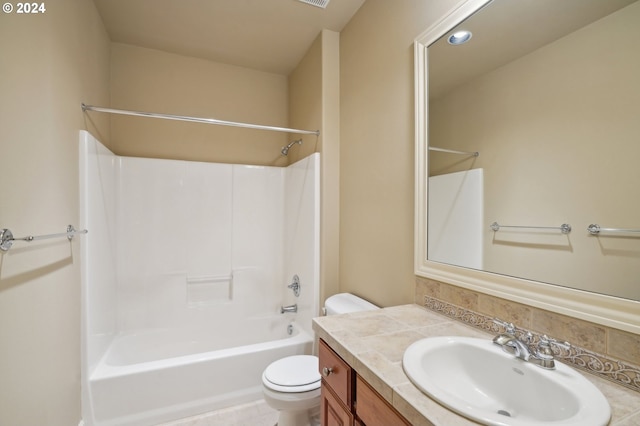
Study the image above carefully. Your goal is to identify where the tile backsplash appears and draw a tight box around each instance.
[416,276,640,393]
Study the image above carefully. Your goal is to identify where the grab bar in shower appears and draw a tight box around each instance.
[490,222,572,234]
[587,224,640,236]
[0,225,88,252]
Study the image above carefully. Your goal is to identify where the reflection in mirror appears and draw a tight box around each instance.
[427,0,640,301]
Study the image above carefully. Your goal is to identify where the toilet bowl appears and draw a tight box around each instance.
[262,355,321,426]
[261,293,379,426]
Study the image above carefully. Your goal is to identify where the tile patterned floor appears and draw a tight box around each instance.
[158,399,278,426]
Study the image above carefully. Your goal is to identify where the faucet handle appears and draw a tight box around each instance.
[287,274,300,297]
[492,318,516,334]
[539,335,571,351]
[532,335,570,369]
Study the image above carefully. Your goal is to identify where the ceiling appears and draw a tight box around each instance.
[429,0,638,99]
[92,0,365,76]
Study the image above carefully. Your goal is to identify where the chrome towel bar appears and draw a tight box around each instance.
[0,225,88,252]
[490,222,572,234]
[587,224,640,236]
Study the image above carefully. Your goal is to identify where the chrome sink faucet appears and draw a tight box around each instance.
[492,319,570,370]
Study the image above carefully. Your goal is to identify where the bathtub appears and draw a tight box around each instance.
[88,317,313,426]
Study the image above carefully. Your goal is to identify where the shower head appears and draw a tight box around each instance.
[281,139,303,156]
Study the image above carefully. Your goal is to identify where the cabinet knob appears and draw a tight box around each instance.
[322,367,333,377]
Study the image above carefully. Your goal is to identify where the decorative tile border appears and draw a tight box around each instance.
[424,295,640,393]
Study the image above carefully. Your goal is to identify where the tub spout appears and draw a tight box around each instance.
[280,304,297,314]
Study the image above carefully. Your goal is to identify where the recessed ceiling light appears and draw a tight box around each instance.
[448,30,472,45]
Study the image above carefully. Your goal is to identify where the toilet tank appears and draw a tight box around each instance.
[324,293,379,315]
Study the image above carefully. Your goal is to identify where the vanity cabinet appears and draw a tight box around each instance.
[319,339,410,426]
[321,381,354,426]
[355,375,411,426]
[319,338,354,425]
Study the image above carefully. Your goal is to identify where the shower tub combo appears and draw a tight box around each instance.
[79,131,320,425]
[89,319,313,425]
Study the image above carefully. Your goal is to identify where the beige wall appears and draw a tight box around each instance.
[339,0,460,307]
[289,30,341,309]
[429,2,640,300]
[288,35,323,164]
[0,0,110,424]
[110,43,290,166]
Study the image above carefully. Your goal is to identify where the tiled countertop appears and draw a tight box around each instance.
[312,304,640,426]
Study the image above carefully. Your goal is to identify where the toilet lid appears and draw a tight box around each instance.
[264,355,321,390]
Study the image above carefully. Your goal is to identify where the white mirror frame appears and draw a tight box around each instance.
[414,0,640,335]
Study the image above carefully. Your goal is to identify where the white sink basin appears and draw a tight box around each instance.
[402,336,611,426]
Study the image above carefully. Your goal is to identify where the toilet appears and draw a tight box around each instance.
[261,293,379,426]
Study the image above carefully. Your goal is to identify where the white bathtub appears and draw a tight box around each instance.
[88,318,313,426]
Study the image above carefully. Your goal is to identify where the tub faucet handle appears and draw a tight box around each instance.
[287,274,300,297]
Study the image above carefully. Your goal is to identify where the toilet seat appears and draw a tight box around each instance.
[262,355,321,393]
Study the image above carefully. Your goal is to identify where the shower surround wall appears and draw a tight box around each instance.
[79,131,320,425]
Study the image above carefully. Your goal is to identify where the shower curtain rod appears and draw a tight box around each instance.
[82,104,320,136]
[429,146,479,157]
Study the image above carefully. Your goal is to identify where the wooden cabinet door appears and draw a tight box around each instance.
[355,375,411,426]
[321,384,353,426]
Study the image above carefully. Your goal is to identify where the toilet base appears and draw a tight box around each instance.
[263,386,320,426]
[276,405,320,426]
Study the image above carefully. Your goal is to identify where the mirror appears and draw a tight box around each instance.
[415,0,640,334]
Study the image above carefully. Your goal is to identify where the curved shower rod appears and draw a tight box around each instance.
[82,104,320,136]
[429,146,479,157]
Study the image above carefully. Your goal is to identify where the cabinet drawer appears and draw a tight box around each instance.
[319,339,353,408]
[355,375,411,426]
